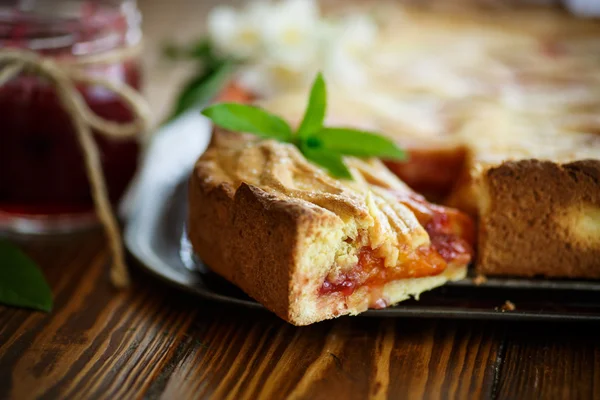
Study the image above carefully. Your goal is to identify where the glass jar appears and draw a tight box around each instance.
[0,0,143,234]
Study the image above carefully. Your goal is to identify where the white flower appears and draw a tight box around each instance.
[207,4,267,59]
[207,1,383,97]
[336,14,378,59]
[237,60,316,97]
[261,0,322,67]
[324,14,379,88]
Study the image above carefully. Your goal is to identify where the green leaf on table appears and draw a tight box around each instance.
[0,240,53,312]
[314,128,408,161]
[296,72,327,140]
[202,103,293,142]
[165,60,235,123]
[301,143,353,179]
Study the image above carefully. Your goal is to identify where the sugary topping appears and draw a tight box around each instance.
[258,5,600,164]
[201,130,431,264]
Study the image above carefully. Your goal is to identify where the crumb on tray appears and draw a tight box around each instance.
[473,274,488,286]
[501,300,516,312]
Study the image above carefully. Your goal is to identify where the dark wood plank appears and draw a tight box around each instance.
[0,233,198,399]
[3,235,600,399]
[494,321,600,400]
[0,234,505,400]
[151,314,504,399]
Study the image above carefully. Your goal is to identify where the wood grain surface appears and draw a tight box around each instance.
[2,232,600,399]
[2,0,600,399]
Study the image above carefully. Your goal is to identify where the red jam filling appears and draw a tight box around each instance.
[319,192,475,298]
[319,246,447,296]
[384,147,467,201]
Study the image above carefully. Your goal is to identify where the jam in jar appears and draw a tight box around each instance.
[0,0,143,233]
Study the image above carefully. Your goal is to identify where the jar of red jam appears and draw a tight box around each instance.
[0,0,144,234]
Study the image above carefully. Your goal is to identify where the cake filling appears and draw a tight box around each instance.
[319,191,474,298]
[319,245,447,297]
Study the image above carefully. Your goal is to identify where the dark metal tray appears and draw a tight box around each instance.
[124,174,600,322]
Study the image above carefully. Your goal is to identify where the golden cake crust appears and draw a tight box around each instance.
[476,159,600,278]
[188,173,312,321]
[188,130,469,325]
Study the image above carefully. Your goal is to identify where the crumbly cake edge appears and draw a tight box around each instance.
[187,132,468,325]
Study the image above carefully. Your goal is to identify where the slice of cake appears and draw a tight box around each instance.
[258,2,600,279]
[187,129,474,325]
[447,106,600,278]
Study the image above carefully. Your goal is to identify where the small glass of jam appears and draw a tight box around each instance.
[0,0,143,234]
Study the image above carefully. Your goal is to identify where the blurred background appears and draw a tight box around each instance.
[1,0,598,235]
[139,0,239,126]
[138,0,598,126]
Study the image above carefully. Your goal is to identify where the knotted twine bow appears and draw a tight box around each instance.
[0,46,151,288]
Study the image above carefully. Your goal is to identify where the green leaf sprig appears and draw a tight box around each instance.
[0,240,53,312]
[201,73,407,179]
[164,40,236,123]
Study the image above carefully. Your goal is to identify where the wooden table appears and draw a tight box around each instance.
[2,233,600,399]
[2,1,600,399]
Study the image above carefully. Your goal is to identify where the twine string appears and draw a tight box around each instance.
[0,46,150,288]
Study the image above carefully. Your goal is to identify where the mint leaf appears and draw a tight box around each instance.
[301,145,353,179]
[0,240,53,312]
[166,61,235,123]
[296,72,327,140]
[202,103,293,142]
[314,128,407,161]
[195,72,407,180]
